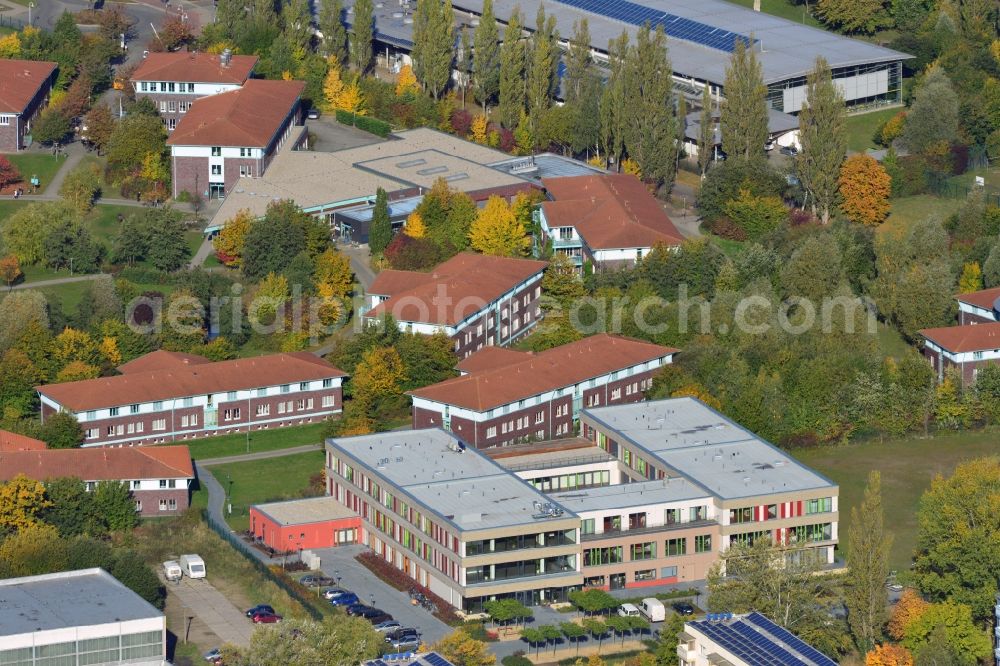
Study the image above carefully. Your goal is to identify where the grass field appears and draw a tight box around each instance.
[7,153,62,193]
[796,429,1000,570]
[721,0,821,26]
[78,155,124,200]
[210,450,325,531]
[844,108,900,154]
[179,421,327,461]
[883,194,963,233]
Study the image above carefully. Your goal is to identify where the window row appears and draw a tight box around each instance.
[140,81,196,92]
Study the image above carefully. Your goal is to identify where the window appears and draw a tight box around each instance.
[132,480,141,489]
[486,426,497,438]
[256,404,270,416]
[153,401,163,410]
[665,537,686,556]
[168,82,175,92]
[695,534,712,553]
[806,497,833,514]
[85,428,99,439]
[690,506,706,522]
[211,165,222,175]
[152,419,166,431]
[239,165,254,177]
[227,391,238,400]
[630,542,655,561]
[278,402,286,414]
[323,378,333,388]
[179,101,189,113]
[168,118,177,130]
[110,407,119,417]
[130,404,140,414]
[306,398,314,409]
[729,507,755,524]
[135,500,142,512]
[535,411,544,424]
[135,422,144,433]
[322,395,335,408]
[634,569,656,581]
[240,148,250,157]
[183,397,193,407]
[140,81,148,91]
[159,82,167,91]
[211,146,222,156]
[159,499,168,511]
[257,388,267,397]
[766,504,777,520]
[296,399,306,410]
[281,384,291,393]
[181,415,190,427]
[583,546,623,567]
[159,480,167,489]
[167,100,176,112]
[159,101,167,112]
[661,565,678,578]
[664,508,680,525]
[611,388,621,400]
[581,519,595,535]
[792,523,833,543]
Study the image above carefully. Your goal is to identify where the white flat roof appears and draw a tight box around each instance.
[255,495,358,525]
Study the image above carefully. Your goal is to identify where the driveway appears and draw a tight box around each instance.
[165,576,254,647]
[313,545,452,649]
[307,116,385,153]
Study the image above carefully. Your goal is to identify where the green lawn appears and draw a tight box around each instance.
[721,0,821,26]
[208,450,325,531]
[796,429,1000,570]
[844,108,900,154]
[7,153,62,193]
[876,321,911,360]
[38,280,91,311]
[177,421,327,461]
[883,194,963,233]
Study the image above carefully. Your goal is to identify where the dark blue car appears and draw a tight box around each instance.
[330,592,360,607]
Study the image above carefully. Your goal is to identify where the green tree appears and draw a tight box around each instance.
[368,187,392,255]
[0,349,41,417]
[568,588,618,616]
[41,477,95,537]
[697,86,715,178]
[560,622,586,655]
[622,24,676,191]
[816,0,891,33]
[975,364,1000,423]
[93,480,138,532]
[797,57,847,224]
[110,550,164,609]
[319,0,348,62]
[350,0,374,74]
[484,598,533,626]
[781,236,843,303]
[2,201,78,265]
[913,457,1000,621]
[224,617,382,665]
[581,618,609,652]
[696,157,786,224]
[903,64,959,159]
[33,108,72,146]
[281,0,313,52]
[472,0,501,112]
[40,412,84,449]
[59,163,102,215]
[497,8,525,130]
[43,221,104,273]
[106,113,168,186]
[722,188,788,241]
[412,0,454,100]
[563,19,591,106]
[902,602,990,664]
[845,471,892,652]
[526,4,558,138]
[520,627,547,658]
[599,31,628,170]
[720,39,768,162]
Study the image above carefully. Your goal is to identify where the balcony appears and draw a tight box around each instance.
[465,533,577,557]
[581,519,717,542]
[465,556,577,586]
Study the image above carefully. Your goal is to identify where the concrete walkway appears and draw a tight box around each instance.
[198,443,322,467]
[166,576,254,647]
[9,273,102,291]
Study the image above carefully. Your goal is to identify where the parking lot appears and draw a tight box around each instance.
[165,575,254,647]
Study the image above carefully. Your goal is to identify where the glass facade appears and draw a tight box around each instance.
[0,630,162,666]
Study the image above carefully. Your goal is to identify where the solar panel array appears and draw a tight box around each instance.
[422,654,455,666]
[745,613,838,666]
[554,0,755,53]
[690,614,838,666]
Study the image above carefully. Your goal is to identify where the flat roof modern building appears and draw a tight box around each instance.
[0,568,166,666]
[326,397,837,609]
[680,612,837,666]
[335,0,909,111]
[250,496,362,553]
[37,350,346,447]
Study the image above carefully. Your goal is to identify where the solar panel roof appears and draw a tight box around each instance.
[688,613,837,666]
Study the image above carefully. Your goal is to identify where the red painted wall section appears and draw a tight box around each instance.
[249,507,361,552]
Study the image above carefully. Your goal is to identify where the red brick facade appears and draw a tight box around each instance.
[0,72,54,152]
[134,487,190,517]
[959,310,995,325]
[450,276,543,358]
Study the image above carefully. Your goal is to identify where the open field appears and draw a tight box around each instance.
[883,194,963,232]
[7,153,61,192]
[796,429,1000,570]
[209,450,324,531]
[844,108,899,154]
[180,422,327,461]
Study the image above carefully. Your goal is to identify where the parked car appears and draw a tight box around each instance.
[618,603,641,617]
[330,592,360,607]
[245,604,275,618]
[307,108,321,119]
[373,620,402,633]
[179,554,206,579]
[365,612,394,625]
[345,603,373,616]
[251,611,283,624]
[780,145,799,156]
[672,602,695,616]
[386,635,421,651]
[639,598,666,623]
[350,606,392,622]
[385,628,419,643]
[203,648,223,664]
[764,139,776,151]
[300,575,336,587]
[321,587,350,600]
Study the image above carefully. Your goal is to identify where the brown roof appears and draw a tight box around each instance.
[955,286,1000,310]
[0,445,194,483]
[131,52,257,85]
[0,59,57,114]
[364,253,548,326]
[455,347,530,374]
[167,79,305,148]
[0,430,46,452]
[408,334,678,411]
[118,349,212,375]
[37,352,346,412]
[920,323,1000,353]
[541,174,683,250]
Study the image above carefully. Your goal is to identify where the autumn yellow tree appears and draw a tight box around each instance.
[253,272,290,323]
[888,590,929,640]
[314,248,353,325]
[621,158,641,177]
[471,114,489,144]
[469,195,530,257]
[0,253,22,289]
[432,629,496,666]
[0,32,21,59]
[51,327,103,370]
[404,211,427,238]
[213,208,254,267]
[0,474,50,536]
[0,523,69,577]
[865,644,913,666]
[100,336,122,367]
[839,153,891,226]
[352,346,407,404]
[56,360,102,382]
[395,64,419,96]
[324,56,366,114]
[959,262,983,293]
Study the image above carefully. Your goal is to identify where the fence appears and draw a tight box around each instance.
[201,508,324,621]
[927,175,1000,207]
[0,15,25,31]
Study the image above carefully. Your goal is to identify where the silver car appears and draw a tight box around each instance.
[373,620,402,633]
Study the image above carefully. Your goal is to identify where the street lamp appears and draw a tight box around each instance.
[27,2,33,26]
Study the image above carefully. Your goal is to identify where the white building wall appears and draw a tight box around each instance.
[959,301,998,321]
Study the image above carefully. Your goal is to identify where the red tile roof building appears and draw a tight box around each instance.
[131,51,258,133]
[920,322,1000,387]
[955,286,1000,325]
[538,174,683,270]
[364,253,548,358]
[409,334,678,447]
[0,430,46,452]
[0,59,58,152]
[0,445,194,516]
[36,351,346,447]
[167,79,306,200]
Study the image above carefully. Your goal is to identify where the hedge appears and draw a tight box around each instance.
[335,110,392,138]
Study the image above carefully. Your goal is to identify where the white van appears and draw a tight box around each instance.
[617,603,641,618]
[179,554,206,579]
[163,560,182,582]
[639,598,665,623]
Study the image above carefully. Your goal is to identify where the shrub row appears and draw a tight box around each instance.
[335,110,392,138]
